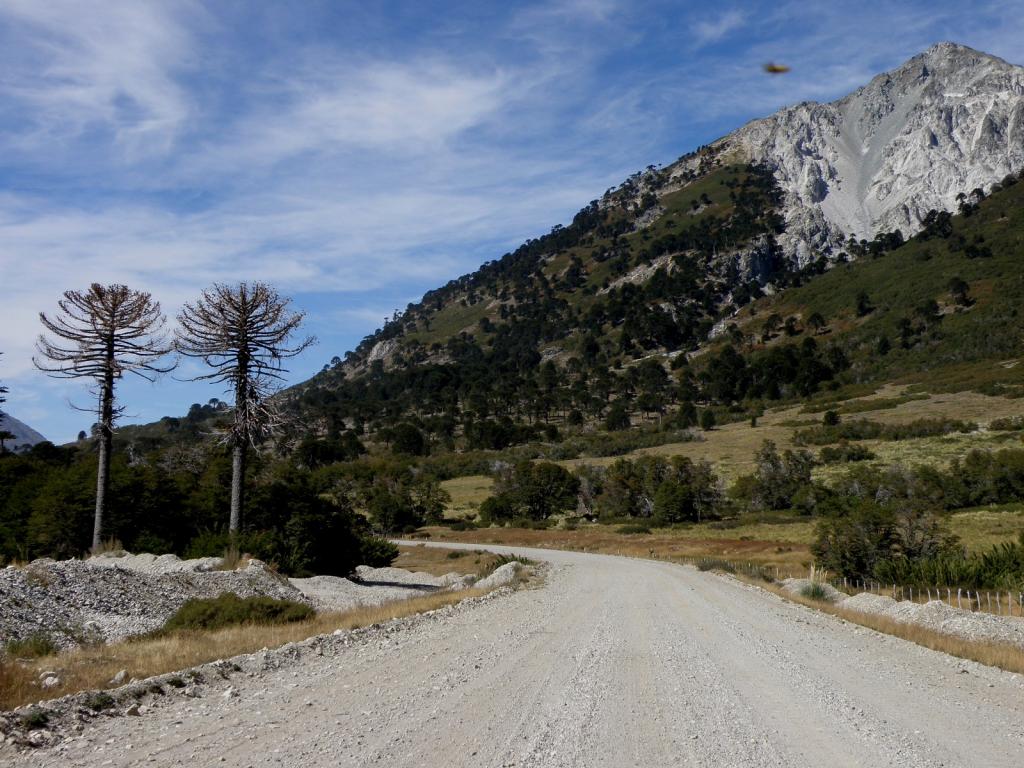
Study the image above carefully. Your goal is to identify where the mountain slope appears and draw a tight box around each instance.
[0,413,47,452]
[313,44,1022,383]
[710,42,1024,262]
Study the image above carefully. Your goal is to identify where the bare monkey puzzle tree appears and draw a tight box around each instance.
[175,283,314,534]
[34,285,174,550]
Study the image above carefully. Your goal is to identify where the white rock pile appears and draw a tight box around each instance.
[0,555,302,650]
[1,553,500,651]
[780,578,1024,650]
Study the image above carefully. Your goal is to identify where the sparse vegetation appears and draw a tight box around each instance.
[5,632,58,659]
[161,594,314,633]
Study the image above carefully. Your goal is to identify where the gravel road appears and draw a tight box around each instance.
[9,544,1024,767]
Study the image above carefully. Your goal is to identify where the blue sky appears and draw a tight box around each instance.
[2,0,1023,443]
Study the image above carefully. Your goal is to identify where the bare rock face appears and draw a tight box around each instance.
[704,42,1024,264]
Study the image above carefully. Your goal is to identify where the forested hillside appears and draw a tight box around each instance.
[289,163,1024,456]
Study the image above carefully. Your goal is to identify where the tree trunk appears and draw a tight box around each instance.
[229,358,249,536]
[93,349,115,552]
[229,441,245,535]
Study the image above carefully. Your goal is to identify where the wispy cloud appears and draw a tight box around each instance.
[692,10,747,47]
[0,0,201,157]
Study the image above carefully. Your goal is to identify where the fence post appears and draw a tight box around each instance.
[957,588,962,610]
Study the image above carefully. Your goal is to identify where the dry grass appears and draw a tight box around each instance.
[0,588,484,713]
[423,524,812,573]
[553,387,1024,484]
[393,544,502,577]
[755,579,1024,675]
[214,546,253,571]
[441,475,495,517]
[948,505,1024,554]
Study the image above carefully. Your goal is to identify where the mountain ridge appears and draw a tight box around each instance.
[0,413,47,453]
[708,41,1024,262]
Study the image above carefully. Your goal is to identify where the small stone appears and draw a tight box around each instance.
[41,675,61,689]
[221,687,239,700]
[125,704,140,716]
[109,669,127,686]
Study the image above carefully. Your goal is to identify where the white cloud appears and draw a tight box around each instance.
[0,0,200,155]
[692,10,746,47]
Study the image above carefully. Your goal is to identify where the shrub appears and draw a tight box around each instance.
[800,582,831,601]
[795,418,976,446]
[5,632,57,659]
[812,502,958,579]
[819,442,876,464]
[161,594,314,633]
[358,536,400,567]
[19,707,50,729]
[84,692,115,711]
[482,553,535,575]
[700,409,717,431]
[989,416,1024,431]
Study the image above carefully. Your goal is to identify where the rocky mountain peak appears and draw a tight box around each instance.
[700,42,1024,264]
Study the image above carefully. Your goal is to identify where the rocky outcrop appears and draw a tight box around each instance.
[679,42,1024,265]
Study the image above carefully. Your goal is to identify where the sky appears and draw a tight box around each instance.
[1,0,1023,443]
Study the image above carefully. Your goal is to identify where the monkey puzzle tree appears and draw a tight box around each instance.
[34,284,173,550]
[175,283,314,534]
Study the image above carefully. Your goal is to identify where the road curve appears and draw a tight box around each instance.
[11,544,1024,767]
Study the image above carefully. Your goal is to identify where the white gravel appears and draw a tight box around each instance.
[289,566,476,613]
[4,544,1023,767]
[0,555,477,649]
[841,593,1024,649]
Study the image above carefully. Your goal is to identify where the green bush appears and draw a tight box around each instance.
[5,632,57,659]
[84,692,115,711]
[795,418,976,446]
[819,442,876,464]
[18,708,50,729]
[161,594,314,633]
[800,582,831,601]
[874,536,1024,590]
[358,536,400,568]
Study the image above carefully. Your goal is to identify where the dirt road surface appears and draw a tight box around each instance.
[11,544,1024,767]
